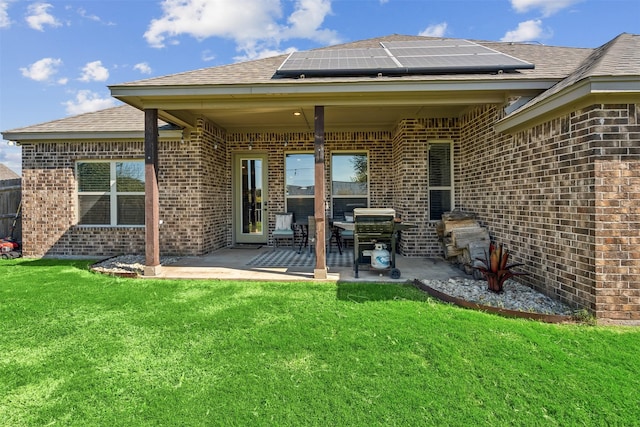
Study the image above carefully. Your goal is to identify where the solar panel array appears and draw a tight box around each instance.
[276,39,534,77]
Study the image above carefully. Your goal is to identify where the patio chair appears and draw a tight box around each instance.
[307,216,331,256]
[272,212,295,249]
[339,212,354,249]
[306,216,342,256]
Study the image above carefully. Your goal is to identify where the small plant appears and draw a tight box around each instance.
[573,309,597,325]
[474,242,527,293]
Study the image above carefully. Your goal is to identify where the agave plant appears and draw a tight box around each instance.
[474,242,527,293]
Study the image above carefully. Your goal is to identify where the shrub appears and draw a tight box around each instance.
[474,242,527,293]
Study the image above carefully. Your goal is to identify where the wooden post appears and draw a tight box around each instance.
[144,108,161,276]
[314,106,327,279]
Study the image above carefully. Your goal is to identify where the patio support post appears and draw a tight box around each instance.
[144,108,161,276]
[314,105,327,279]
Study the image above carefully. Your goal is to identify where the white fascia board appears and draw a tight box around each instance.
[496,76,640,133]
[495,80,592,133]
[589,76,640,93]
[110,79,557,99]
[2,129,182,143]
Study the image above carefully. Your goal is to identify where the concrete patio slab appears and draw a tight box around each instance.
[156,247,468,282]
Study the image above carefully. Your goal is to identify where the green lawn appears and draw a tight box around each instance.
[1,259,639,426]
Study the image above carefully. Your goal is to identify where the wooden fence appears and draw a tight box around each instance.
[0,178,21,240]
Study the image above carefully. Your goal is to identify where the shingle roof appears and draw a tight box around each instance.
[3,104,171,134]
[114,34,593,88]
[508,33,640,114]
[6,34,636,137]
[0,163,20,180]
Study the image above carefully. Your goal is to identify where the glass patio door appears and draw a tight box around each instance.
[234,154,268,244]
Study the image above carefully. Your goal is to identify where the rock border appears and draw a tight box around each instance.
[413,279,575,324]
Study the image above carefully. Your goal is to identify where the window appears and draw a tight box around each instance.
[428,141,453,221]
[331,152,368,219]
[285,153,315,222]
[77,161,145,226]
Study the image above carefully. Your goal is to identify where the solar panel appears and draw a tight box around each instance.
[275,39,534,77]
[382,40,534,71]
[277,48,398,75]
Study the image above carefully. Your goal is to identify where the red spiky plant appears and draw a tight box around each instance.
[474,242,527,293]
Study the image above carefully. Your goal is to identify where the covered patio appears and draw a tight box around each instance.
[154,247,464,282]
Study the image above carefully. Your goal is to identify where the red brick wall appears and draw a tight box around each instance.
[594,161,640,321]
[392,118,460,256]
[226,130,394,246]
[19,136,227,258]
[459,103,640,322]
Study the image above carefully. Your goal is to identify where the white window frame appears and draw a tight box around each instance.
[428,140,454,221]
[284,152,315,220]
[330,150,370,218]
[76,160,145,227]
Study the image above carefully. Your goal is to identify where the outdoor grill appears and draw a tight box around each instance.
[352,208,402,279]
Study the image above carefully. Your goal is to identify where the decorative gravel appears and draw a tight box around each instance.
[420,277,574,316]
[92,255,180,276]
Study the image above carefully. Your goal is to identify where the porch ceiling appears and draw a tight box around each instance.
[113,79,549,132]
[167,104,469,132]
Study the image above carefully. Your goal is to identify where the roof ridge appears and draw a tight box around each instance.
[4,104,128,132]
[501,33,639,120]
[559,32,638,82]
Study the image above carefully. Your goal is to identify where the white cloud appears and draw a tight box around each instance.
[63,90,116,115]
[233,46,296,63]
[77,6,115,25]
[0,0,11,28]
[0,145,22,176]
[26,2,61,31]
[134,62,152,74]
[510,0,582,17]
[419,22,448,38]
[20,57,63,82]
[201,49,216,62]
[144,0,340,60]
[79,60,109,82]
[77,7,100,22]
[281,0,337,42]
[501,19,549,42]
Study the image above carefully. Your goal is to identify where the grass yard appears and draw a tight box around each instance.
[1,259,639,426]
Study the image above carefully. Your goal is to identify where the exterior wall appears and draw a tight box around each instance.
[458,103,640,322]
[392,118,460,257]
[595,160,640,322]
[459,105,597,313]
[226,130,394,246]
[20,131,230,258]
[198,118,230,253]
[21,141,147,257]
[592,103,640,323]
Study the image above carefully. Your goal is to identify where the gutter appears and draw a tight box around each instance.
[2,129,183,143]
[495,75,640,133]
[109,78,559,99]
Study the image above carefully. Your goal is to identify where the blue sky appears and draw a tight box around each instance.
[1,0,639,174]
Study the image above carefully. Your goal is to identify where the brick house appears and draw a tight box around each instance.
[3,34,639,322]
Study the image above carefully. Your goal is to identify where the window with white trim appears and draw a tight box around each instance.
[331,152,369,219]
[285,153,315,223]
[428,141,453,221]
[77,160,145,226]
